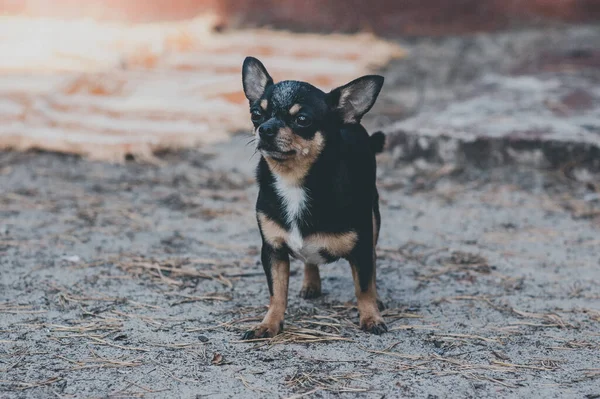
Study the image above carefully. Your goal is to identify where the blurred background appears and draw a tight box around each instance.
[3,0,600,32]
[2,3,600,397]
[0,0,599,162]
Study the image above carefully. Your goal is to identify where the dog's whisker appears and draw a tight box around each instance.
[249,148,260,161]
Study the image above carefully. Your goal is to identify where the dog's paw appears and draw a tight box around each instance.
[299,285,322,299]
[376,298,386,311]
[241,323,282,340]
[360,317,388,335]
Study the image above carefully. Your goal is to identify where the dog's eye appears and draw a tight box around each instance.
[251,110,263,122]
[295,115,312,127]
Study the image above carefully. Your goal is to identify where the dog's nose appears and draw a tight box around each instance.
[258,123,276,139]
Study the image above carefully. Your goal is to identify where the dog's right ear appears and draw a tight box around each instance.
[242,57,273,103]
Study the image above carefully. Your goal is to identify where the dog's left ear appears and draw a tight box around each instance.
[242,57,274,103]
[327,75,384,123]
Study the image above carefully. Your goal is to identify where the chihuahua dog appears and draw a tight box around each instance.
[241,57,387,339]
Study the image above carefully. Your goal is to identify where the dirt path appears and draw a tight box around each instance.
[2,26,600,398]
[1,139,599,398]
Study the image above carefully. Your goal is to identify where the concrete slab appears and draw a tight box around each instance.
[385,70,600,170]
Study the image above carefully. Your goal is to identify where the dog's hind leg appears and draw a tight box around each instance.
[299,263,322,299]
[372,202,386,311]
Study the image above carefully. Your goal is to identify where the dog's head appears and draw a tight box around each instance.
[242,57,383,166]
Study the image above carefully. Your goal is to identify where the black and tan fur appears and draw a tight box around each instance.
[241,56,387,338]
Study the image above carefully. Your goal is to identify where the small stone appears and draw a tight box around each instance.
[198,335,209,342]
[61,255,81,263]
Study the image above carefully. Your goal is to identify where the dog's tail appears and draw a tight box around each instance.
[370,131,386,154]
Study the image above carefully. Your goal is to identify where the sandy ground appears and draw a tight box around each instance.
[2,27,600,399]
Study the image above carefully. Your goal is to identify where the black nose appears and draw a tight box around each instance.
[258,123,276,139]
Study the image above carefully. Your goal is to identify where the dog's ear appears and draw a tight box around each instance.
[327,75,384,123]
[242,57,273,103]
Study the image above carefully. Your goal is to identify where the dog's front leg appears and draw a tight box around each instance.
[242,243,290,339]
[349,240,387,335]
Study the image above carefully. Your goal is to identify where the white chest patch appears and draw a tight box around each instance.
[273,175,309,256]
